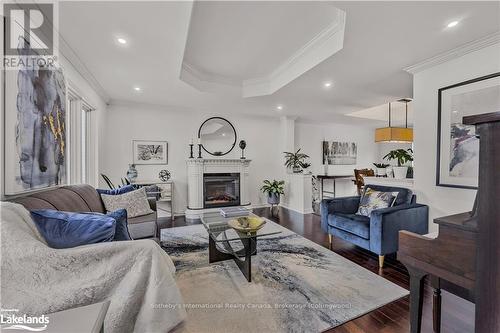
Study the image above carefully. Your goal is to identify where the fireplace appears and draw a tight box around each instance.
[203,173,240,208]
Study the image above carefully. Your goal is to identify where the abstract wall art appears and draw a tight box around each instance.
[132,140,168,165]
[437,72,500,189]
[322,141,357,165]
[4,39,67,195]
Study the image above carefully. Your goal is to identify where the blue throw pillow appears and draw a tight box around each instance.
[96,185,135,196]
[107,209,132,241]
[31,210,116,249]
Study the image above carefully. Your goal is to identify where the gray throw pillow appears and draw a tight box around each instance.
[357,188,399,217]
[101,187,153,218]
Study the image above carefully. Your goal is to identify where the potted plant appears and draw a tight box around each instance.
[284,149,310,173]
[260,180,285,205]
[383,148,414,179]
[373,163,390,177]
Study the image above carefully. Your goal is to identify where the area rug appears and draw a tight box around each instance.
[161,220,408,333]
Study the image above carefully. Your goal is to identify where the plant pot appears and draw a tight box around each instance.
[292,167,302,173]
[393,166,408,179]
[267,193,280,205]
[376,167,387,177]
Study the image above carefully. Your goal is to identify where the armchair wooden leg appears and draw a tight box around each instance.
[379,255,385,268]
[328,234,332,249]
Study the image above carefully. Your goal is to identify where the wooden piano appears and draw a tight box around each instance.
[398,111,500,333]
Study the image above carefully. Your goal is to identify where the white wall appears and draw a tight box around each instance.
[413,42,500,232]
[101,103,284,214]
[294,122,377,197]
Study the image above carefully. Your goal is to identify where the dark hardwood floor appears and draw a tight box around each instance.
[158,207,475,333]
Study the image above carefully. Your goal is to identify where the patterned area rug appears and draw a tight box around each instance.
[161,221,408,333]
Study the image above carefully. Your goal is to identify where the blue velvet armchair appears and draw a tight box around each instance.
[320,184,428,268]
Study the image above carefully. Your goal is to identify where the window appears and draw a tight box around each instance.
[67,88,95,185]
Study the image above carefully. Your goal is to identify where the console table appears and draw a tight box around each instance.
[131,180,174,220]
[316,174,353,200]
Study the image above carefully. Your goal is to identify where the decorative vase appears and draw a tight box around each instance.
[393,166,408,179]
[376,167,387,177]
[127,164,138,181]
[267,193,280,205]
[292,166,302,173]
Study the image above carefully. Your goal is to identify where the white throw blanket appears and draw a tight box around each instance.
[0,202,186,332]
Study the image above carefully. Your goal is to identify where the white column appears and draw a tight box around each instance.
[280,116,296,155]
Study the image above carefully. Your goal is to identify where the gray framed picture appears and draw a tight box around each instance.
[322,141,357,165]
[133,140,168,165]
[437,72,500,189]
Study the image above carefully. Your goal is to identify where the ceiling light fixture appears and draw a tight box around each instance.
[375,99,413,143]
[117,37,127,44]
[276,105,283,111]
[323,81,332,88]
[447,21,459,28]
[133,86,141,92]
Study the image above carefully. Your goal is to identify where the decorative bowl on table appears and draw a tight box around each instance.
[228,216,266,234]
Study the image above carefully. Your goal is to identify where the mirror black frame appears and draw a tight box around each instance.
[198,117,237,156]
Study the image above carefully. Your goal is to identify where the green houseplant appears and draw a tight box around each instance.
[383,148,413,179]
[260,180,285,205]
[284,149,310,173]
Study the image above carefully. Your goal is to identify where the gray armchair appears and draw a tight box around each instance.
[320,185,428,268]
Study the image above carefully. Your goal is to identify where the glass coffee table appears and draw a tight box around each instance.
[200,211,281,282]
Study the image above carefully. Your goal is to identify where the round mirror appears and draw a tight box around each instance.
[198,117,237,156]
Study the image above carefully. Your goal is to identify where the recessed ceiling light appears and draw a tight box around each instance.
[452,110,458,113]
[117,37,127,44]
[133,86,141,92]
[447,21,459,28]
[323,81,333,88]
[276,105,283,111]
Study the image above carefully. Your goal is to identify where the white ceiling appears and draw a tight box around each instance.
[58,1,500,125]
[184,2,341,80]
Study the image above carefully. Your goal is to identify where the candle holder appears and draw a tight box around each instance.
[189,144,194,158]
[239,140,246,159]
[197,143,203,159]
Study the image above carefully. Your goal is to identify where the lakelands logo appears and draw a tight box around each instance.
[3,1,58,69]
[0,309,49,331]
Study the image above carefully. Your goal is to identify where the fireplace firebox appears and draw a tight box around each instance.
[203,173,241,208]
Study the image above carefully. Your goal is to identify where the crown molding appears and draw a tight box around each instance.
[404,31,500,74]
[180,9,346,98]
[182,62,240,86]
[108,98,195,112]
[243,10,345,98]
[58,39,110,104]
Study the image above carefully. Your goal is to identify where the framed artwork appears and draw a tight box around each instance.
[133,140,168,165]
[4,39,67,195]
[437,72,500,189]
[322,141,357,165]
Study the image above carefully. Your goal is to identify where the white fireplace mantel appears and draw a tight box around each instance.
[186,159,251,220]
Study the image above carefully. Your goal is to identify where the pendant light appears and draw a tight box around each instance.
[375,98,413,143]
